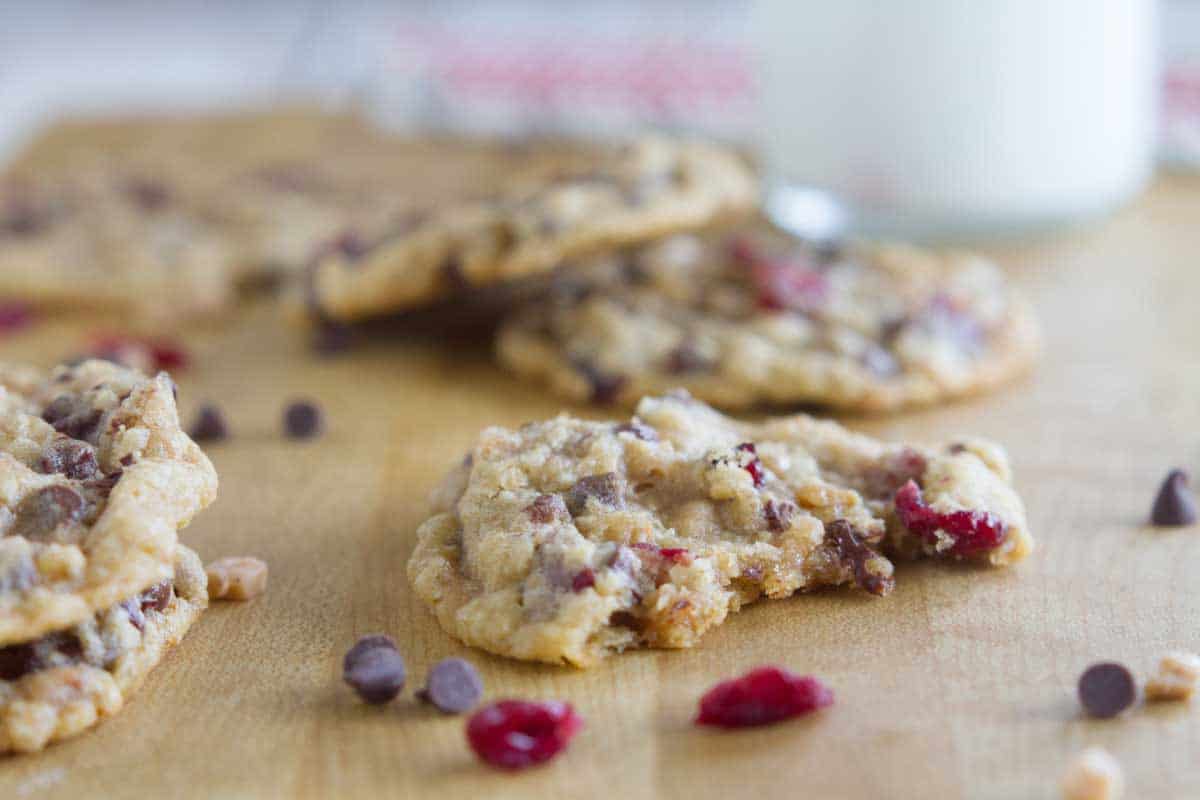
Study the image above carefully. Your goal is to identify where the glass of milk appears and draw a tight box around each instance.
[751,0,1159,240]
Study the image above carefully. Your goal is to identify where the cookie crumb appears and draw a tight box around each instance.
[206,556,268,601]
[1145,651,1200,702]
[343,635,406,705]
[283,400,323,439]
[1061,747,1123,800]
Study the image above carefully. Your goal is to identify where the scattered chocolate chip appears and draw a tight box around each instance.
[331,230,369,261]
[827,519,894,596]
[12,485,86,542]
[0,632,82,681]
[139,581,173,614]
[441,257,470,291]
[39,437,99,480]
[570,358,626,405]
[614,421,658,442]
[343,635,406,705]
[565,472,624,516]
[947,443,968,455]
[418,658,484,714]
[1078,662,1136,719]
[42,396,103,442]
[189,404,229,443]
[1150,469,1198,526]
[763,499,796,533]
[526,494,566,524]
[82,471,123,498]
[283,401,323,440]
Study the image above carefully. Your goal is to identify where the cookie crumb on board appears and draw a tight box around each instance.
[1061,747,1124,800]
[206,556,269,601]
[1145,651,1200,702]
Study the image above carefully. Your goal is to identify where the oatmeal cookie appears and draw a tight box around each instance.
[497,232,1039,411]
[0,360,217,646]
[305,137,757,321]
[0,170,234,318]
[408,392,1033,666]
[0,544,207,753]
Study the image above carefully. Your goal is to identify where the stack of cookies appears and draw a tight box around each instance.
[0,360,216,752]
[301,135,1039,413]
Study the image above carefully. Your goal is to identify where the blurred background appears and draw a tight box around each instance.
[0,0,1197,239]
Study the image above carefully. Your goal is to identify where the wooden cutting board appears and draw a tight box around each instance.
[2,115,1200,799]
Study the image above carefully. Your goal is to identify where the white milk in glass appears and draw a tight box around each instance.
[751,0,1158,239]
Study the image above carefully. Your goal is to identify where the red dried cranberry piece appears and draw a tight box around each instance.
[658,548,692,565]
[571,568,595,592]
[893,480,1006,556]
[466,700,583,770]
[730,238,827,313]
[0,302,33,334]
[696,666,833,728]
[737,442,765,488]
[86,334,189,373]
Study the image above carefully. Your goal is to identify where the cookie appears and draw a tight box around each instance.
[0,359,217,647]
[305,137,757,322]
[0,544,207,753]
[496,232,1039,411]
[408,391,1033,666]
[0,171,234,318]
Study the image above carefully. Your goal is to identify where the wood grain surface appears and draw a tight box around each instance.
[1,116,1199,799]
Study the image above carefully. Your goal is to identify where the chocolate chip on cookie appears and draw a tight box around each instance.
[565,472,624,516]
[39,436,99,480]
[1150,469,1197,526]
[12,485,87,542]
[343,635,406,705]
[1078,662,1136,718]
[283,401,323,439]
[417,658,484,714]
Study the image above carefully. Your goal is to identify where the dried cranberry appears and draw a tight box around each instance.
[658,548,692,565]
[0,302,33,334]
[696,666,834,728]
[893,480,1006,556]
[862,448,927,499]
[466,700,583,770]
[731,238,827,313]
[571,568,595,592]
[737,442,765,488]
[86,334,189,373]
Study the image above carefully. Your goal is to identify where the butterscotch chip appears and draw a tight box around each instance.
[1061,747,1124,800]
[206,557,268,601]
[1145,651,1200,701]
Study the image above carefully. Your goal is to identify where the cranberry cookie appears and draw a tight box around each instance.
[408,392,1033,666]
[0,359,217,751]
[0,171,234,318]
[497,232,1039,411]
[305,138,757,322]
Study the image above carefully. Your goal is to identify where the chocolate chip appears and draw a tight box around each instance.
[570,359,626,405]
[1150,469,1198,526]
[614,421,658,442]
[189,404,229,443]
[441,257,470,291]
[565,472,624,517]
[418,658,483,714]
[12,485,86,542]
[343,635,406,705]
[827,519,893,597]
[664,341,711,374]
[526,494,566,524]
[283,401,322,440]
[763,499,796,533]
[331,231,369,261]
[124,178,170,212]
[39,437,99,480]
[139,581,173,614]
[120,597,147,632]
[42,396,102,442]
[312,322,354,356]
[1078,662,1136,718]
[0,632,81,681]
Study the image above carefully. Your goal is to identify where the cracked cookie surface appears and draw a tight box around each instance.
[0,359,217,647]
[0,544,207,753]
[305,137,757,322]
[497,232,1039,411]
[408,392,1033,667]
